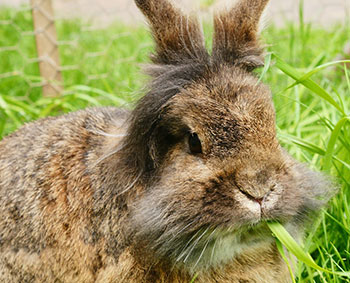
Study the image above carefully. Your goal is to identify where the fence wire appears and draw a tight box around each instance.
[0,0,349,99]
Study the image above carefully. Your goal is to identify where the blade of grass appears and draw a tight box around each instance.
[276,239,296,283]
[189,273,199,283]
[323,117,350,172]
[323,211,350,236]
[0,109,6,138]
[344,64,350,114]
[0,95,22,127]
[257,52,272,84]
[282,60,350,92]
[273,54,345,114]
[278,132,326,155]
[267,222,350,277]
[67,85,128,106]
[3,96,39,116]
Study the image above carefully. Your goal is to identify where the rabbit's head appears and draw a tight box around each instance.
[116,0,334,270]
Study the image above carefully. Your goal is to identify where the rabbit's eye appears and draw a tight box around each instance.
[188,133,202,154]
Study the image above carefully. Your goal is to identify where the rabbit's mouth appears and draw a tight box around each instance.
[170,222,275,271]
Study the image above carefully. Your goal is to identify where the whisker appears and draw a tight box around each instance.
[116,170,143,196]
[210,236,218,264]
[176,229,204,262]
[151,84,186,95]
[90,129,127,138]
[193,228,217,269]
[170,220,196,241]
[92,143,126,168]
[183,226,209,263]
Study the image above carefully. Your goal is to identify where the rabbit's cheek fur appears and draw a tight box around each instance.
[131,186,272,270]
[262,163,335,222]
[130,154,275,269]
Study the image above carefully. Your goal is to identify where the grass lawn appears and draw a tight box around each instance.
[0,5,350,282]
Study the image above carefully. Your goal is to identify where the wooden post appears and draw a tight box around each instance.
[30,0,63,97]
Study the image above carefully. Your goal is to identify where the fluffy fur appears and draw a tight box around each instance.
[0,0,335,282]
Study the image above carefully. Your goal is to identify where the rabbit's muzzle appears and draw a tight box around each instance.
[232,155,283,204]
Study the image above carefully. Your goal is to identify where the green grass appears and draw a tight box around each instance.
[0,6,153,135]
[0,5,350,283]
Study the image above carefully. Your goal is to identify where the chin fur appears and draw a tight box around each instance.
[131,215,275,271]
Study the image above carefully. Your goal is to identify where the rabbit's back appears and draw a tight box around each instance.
[0,107,128,282]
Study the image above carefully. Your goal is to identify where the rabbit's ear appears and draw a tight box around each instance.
[212,0,269,71]
[135,0,208,64]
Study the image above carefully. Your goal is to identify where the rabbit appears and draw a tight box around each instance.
[0,0,335,282]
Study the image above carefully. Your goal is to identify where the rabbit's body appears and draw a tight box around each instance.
[0,107,290,283]
[0,108,128,282]
[0,0,334,282]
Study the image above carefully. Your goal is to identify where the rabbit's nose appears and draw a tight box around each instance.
[239,188,264,205]
[234,169,274,200]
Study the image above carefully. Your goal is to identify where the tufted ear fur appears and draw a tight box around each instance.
[212,0,269,71]
[135,0,209,64]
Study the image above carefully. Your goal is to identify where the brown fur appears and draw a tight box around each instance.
[212,0,269,70]
[0,0,334,282]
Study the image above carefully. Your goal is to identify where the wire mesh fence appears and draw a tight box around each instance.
[0,0,349,99]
